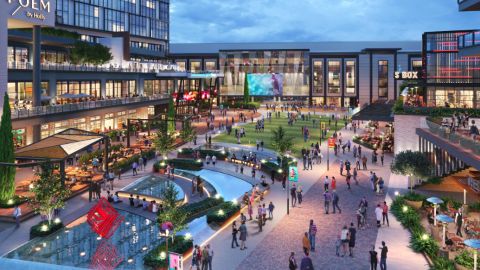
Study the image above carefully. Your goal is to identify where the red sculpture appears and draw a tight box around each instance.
[87,197,124,239]
[88,240,124,270]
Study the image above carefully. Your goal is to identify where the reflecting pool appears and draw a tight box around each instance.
[121,175,184,200]
[195,144,278,165]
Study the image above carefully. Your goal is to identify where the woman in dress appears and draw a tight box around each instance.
[248,201,253,220]
[331,177,336,190]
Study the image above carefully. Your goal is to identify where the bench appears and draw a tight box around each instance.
[230,158,259,168]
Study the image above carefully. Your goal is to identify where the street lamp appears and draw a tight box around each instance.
[286,153,290,215]
[160,229,170,266]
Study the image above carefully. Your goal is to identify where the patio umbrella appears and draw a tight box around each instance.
[57,93,76,99]
[160,222,173,231]
[74,93,93,98]
[434,215,454,249]
[427,197,444,226]
[24,95,52,101]
[464,239,480,269]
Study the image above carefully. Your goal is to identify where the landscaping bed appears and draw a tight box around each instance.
[177,148,230,159]
[0,195,27,209]
[114,148,156,175]
[206,201,241,226]
[180,196,224,217]
[143,235,193,269]
[152,159,204,173]
[30,220,64,240]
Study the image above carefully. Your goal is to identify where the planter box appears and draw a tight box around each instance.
[29,227,63,240]
[454,261,472,270]
[147,246,193,270]
[403,198,423,210]
[215,209,241,227]
[152,168,165,174]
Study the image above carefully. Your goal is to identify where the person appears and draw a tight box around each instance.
[138,156,143,171]
[348,222,357,256]
[106,191,113,202]
[382,201,389,227]
[268,201,275,219]
[261,203,267,225]
[378,177,384,196]
[93,157,98,171]
[456,208,463,237]
[190,245,200,270]
[212,155,217,167]
[380,152,384,166]
[300,253,314,270]
[132,162,138,176]
[380,241,388,270]
[308,220,317,251]
[332,190,341,214]
[152,201,159,212]
[290,184,297,207]
[270,168,275,184]
[466,223,480,236]
[297,186,303,208]
[353,167,358,184]
[142,198,148,210]
[248,201,253,220]
[345,159,351,175]
[148,200,154,211]
[108,170,115,190]
[261,140,264,151]
[134,195,140,207]
[206,154,211,165]
[362,155,367,170]
[340,225,349,257]
[302,232,310,256]
[289,252,297,270]
[170,163,175,180]
[113,192,122,203]
[324,176,329,191]
[322,190,331,214]
[282,172,287,190]
[231,221,240,248]
[128,194,134,206]
[339,161,344,175]
[192,177,197,197]
[200,246,210,270]
[331,176,336,190]
[257,208,263,232]
[369,245,379,270]
[335,234,342,256]
[72,174,77,185]
[13,205,21,229]
[239,220,248,250]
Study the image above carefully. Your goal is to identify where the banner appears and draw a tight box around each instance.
[321,122,325,130]
[348,108,352,114]
[169,252,183,270]
[289,166,298,182]
[220,104,223,110]
[328,138,335,148]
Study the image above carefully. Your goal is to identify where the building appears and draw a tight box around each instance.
[169,41,422,107]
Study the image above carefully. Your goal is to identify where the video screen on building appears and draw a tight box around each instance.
[247,74,283,96]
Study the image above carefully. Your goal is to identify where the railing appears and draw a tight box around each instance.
[11,94,169,119]
[458,31,480,49]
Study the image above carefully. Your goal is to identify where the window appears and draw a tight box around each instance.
[328,61,340,93]
[190,62,201,71]
[144,80,162,95]
[56,0,69,25]
[150,19,165,39]
[41,124,50,139]
[345,61,355,94]
[378,61,388,99]
[205,61,216,71]
[8,47,28,63]
[140,0,155,18]
[105,9,126,32]
[176,61,186,70]
[54,121,70,134]
[8,82,49,104]
[148,106,155,115]
[75,3,99,29]
[90,116,102,132]
[56,81,100,98]
[81,35,99,43]
[313,61,323,94]
[106,80,136,97]
[412,60,422,72]
[130,14,147,36]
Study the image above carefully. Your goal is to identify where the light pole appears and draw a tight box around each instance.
[159,229,170,268]
[286,153,289,215]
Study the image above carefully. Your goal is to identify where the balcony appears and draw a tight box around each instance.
[458,0,480,11]
[457,31,480,57]
[11,94,168,119]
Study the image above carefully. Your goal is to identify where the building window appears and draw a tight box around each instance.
[412,60,422,72]
[8,82,49,104]
[56,0,69,25]
[176,61,186,70]
[7,47,28,63]
[190,62,201,72]
[105,9,126,32]
[81,35,99,43]
[144,80,164,95]
[148,106,155,115]
[328,61,340,93]
[151,19,166,39]
[140,0,155,18]
[378,61,388,99]
[90,116,102,132]
[159,1,169,21]
[313,61,323,94]
[345,61,355,94]
[56,81,100,98]
[106,80,136,97]
[130,14,147,37]
[205,61,216,71]
[75,3,99,29]
[54,121,70,134]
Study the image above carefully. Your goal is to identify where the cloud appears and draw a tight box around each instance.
[170,0,477,43]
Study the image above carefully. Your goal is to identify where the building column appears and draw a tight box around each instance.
[32,25,42,143]
[100,78,107,99]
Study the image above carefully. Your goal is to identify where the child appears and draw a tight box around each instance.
[335,234,342,256]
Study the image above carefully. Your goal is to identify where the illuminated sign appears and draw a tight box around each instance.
[289,166,298,182]
[328,138,335,148]
[394,71,421,80]
[188,73,217,78]
[9,0,51,15]
[183,92,197,101]
[200,91,210,100]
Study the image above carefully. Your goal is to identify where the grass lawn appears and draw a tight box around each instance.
[212,114,352,158]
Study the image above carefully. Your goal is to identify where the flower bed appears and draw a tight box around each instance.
[152,159,204,172]
[206,201,241,226]
[143,235,193,269]
[180,196,224,216]
[353,136,381,150]
[30,220,64,239]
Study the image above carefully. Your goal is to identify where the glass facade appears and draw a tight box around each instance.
[7,47,28,63]
[56,81,101,98]
[328,61,340,93]
[313,61,323,94]
[106,80,136,97]
[144,80,168,95]
[8,82,49,104]
[346,60,355,94]
[426,86,478,108]
[378,60,388,99]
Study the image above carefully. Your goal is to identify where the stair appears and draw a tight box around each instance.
[413,165,471,189]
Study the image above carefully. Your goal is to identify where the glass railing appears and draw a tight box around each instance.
[421,118,480,156]
[458,31,480,49]
[11,94,169,119]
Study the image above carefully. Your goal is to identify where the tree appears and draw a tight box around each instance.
[390,150,432,193]
[243,70,250,103]
[0,93,16,200]
[91,43,114,65]
[179,120,198,148]
[69,41,113,65]
[270,125,295,171]
[153,120,176,159]
[28,158,72,225]
[156,182,188,243]
[167,90,176,134]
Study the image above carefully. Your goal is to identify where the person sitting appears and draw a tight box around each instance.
[148,200,154,212]
[72,175,77,185]
[445,234,454,250]
[107,191,114,202]
[142,198,148,210]
[466,224,479,237]
[113,192,122,203]
[260,175,269,187]
[152,201,159,213]
[255,184,264,200]
[134,196,140,207]
[242,192,249,205]
[129,194,134,206]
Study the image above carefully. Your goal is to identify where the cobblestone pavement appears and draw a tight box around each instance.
[236,160,386,270]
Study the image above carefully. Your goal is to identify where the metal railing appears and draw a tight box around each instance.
[11,94,169,119]
[458,31,480,49]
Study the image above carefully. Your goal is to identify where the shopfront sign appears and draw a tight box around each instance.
[169,252,183,270]
[5,0,55,26]
[328,138,335,148]
[188,73,217,78]
[394,71,422,80]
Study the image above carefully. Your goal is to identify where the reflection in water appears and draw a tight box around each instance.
[88,240,123,270]
[195,144,278,165]
[3,210,158,269]
[121,175,184,200]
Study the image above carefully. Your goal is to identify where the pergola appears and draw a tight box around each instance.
[10,128,109,184]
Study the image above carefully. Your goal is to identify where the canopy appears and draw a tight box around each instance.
[24,95,52,101]
[427,197,444,204]
[464,239,480,249]
[74,93,93,98]
[434,215,454,223]
[57,93,77,99]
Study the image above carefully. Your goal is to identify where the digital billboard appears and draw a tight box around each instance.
[247,74,283,96]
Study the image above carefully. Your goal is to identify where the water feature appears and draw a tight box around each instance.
[195,144,279,165]
[121,175,184,200]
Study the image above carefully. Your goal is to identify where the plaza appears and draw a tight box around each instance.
[0,0,479,270]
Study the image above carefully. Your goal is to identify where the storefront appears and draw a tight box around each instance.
[104,113,115,131]
[90,116,102,133]
[128,109,138,120]
[326,97,342,106]
[117,111,127,129]
[72,118,87,130]
[41,124,49,139]
[426,87,478,108]
[55,121,70,134]
[12,128,26,149]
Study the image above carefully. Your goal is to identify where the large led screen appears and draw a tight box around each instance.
[247,74,283,95]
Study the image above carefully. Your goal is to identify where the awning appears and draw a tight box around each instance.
[351,103,395,122]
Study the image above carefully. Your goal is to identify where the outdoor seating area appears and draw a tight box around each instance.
[353,121,394,152]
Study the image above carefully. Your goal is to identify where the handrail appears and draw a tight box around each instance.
[423,118,480,155]
[10,94,169,119]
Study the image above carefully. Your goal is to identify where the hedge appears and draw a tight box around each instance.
[112,148,155,171]
[206,201,241,223]
[14,27,80,40]
[30,220,64,237]
[0,195,26,208]
[144,235,193,268]
[181,196,224,216]
[179,148,230,158]
[79,143,124,163]
[153,159,204,170]
[221,101,260,109]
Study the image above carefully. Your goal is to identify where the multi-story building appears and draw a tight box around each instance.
[169,41,422,107]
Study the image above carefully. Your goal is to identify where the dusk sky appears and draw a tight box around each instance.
[170,0,476,43]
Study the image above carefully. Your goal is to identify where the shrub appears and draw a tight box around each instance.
[403,191,427,202]
[30,220,64,237]
[409,230,440,259]
[143,235,193,268]
[153,159,204,170]
[180,196,224,216]
[179,148,230,158]
[468,201,480,211]
[113,148,155,171]
[455,250,475,269]
[426,176,443,185]
[431,255,455,270]
[221,101,260,109]
[0,195,26,208]
[13,27,80,40]
[206,201,241,223]
[439,196,463,211]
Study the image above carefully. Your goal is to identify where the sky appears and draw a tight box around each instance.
[170,0,477,43]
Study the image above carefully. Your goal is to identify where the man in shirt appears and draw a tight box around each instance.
[242,192,249,205]
[345,159,351,175]
[206,243,214,270]
[308,220,317,251]
[322,190,331,214]
[13,205,21,228]
[370,172,375,191]
[383,201,389,227]
[348,222,357,257]
[375,204,383,227]
[332,190,341,214]
[362,155,367,170]
[200,246,210,270]
[380,241,388,270]
[290,184,297,207]
[324,176,330,192]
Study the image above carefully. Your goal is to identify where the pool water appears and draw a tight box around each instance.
[121,175,184,200]
[176,169,252,201]
[3,210,159,269]
[195,144,278,165]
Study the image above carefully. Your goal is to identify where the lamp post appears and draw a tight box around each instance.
[286,153,290,215]
[161,229,170,267]
[427,197,444,241]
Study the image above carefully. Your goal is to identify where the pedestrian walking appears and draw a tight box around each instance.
[332,190,341,214]
[289,252,298,270]
[335,234,342,256]
[345,159,351,175]
[205,243,213,270]
[108,170,115,190]
[349,222,357,256]
[324,176,329,191]
[138,156,143,171]
[369,246,379,270]
[282,172,287,190]
[456,208,463,237]
[308,220,317,251]
[322,190,331,214]
[300,253,314,270]
[270,168,275,184]
[381,152,384,166]
[290,184,297,206]
[353,168,358,184]
[382,201,389,227]
[248,201,253,220]
[143,156,147,171]
[212,155,217,167]
[268,201,275,219]
[346,173,351,189]
[239,220,248,250]
[340,225,349,257]
[378,177,384,196]
[257,206,263,232]
[331,176,336,190]
[13,205,21,228]
[340,161,344,175]
[261,140,264,151]
[200,246,209,270]
[302,232,310,256]
[380,241,388,270]
[362,155,367,170]
[297,186,303,208]
[231,221,240,248]
[132,162,138,176]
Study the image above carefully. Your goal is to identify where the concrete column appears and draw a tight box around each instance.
[32,25,42,143]
[100,78,107,99]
